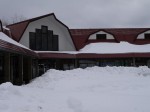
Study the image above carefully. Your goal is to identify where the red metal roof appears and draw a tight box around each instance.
[70,28,150,50]
[38,52,76,59]
[38,52,150,59]
[6,13,56,42]
[0,31,38,57]
[7,21,29,41]
[6,13,77,50]
[4,13,150,57]
[6,13,150,52]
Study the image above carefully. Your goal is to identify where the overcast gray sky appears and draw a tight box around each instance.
[0,0,150,28]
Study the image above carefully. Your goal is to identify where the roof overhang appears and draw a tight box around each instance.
[0,32,38,57]
[37,52,150,59]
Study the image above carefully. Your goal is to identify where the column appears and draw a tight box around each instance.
[18,55,23,85]
[4,52,11,82]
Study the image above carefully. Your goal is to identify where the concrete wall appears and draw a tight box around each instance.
[137,30,150,39]
[19,15,76,51]
[89,31,115,40]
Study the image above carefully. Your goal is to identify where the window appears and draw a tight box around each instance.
[53,35,59,51]
[96,34,106,39]
[36,29,42,50]
[48,30,53,50]
[29,32,36,50]
[29,25,59,51]
[41,26,48,33]
[145,33,150,39]
[41,26,48,50]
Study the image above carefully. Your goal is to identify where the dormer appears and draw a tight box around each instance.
[89,31,115,40]
[137,30,150,40]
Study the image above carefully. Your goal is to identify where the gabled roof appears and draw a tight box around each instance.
[6,13,77,50]
[6,13,55,42]
[70,28,150,50]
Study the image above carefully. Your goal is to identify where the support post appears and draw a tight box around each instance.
[18,55,23,85]
[23,57,32,84]
[133,57,136,67]
[35,60,39,77]
[4,52,11,82]
[74,59,78,68]
[28,57,32,81]
[56,59,60,70]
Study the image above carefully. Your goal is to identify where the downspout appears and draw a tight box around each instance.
[0,20,3,32]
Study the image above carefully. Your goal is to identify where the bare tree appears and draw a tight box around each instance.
[1,17,10,26]
[1,14,27,26]
[11,14,27,24]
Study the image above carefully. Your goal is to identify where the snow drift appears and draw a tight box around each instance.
[0,66,150,112]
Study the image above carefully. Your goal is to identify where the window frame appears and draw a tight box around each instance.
[29,25,59,51]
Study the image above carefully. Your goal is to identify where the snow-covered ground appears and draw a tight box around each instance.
[0,66,150,112]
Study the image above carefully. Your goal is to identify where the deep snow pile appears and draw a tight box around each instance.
[1,66,150,112]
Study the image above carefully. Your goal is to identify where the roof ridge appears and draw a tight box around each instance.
[70,28,150,30]
[7,13,54,26]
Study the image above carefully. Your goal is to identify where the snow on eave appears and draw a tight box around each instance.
[3,26,10,31]
[0,32,30,50]
[34,50,78,54]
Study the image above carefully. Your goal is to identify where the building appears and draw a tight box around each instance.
[0,20,38,85]
[1,13,150,85]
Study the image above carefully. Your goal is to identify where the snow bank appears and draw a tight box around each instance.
[1,66,150,112]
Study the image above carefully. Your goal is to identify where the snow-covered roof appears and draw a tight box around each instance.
[80,42,150,54]
[36,42,150,54]
[0,32,30,50]
[3,26,10,31]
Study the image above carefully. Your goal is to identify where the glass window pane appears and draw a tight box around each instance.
[48,30,53,50]
[52,35,59,51]
[36,29,42,50]
[96,34,106,39]
[29,32,36,50]
[145,34,150,39]
[41,26,48,33]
